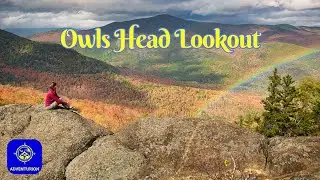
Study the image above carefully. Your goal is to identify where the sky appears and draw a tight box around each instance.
[0,0,319,29]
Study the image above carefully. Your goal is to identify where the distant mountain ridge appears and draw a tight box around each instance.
[84,14,320,48]
[4,28,58,37]
[30,14,320,48]
[23,14,320,88]
[84,14,318,34]
[0,29,118,74]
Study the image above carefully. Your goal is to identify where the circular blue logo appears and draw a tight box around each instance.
[14,143,35,163]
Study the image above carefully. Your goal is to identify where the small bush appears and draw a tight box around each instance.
[237,112,261,131]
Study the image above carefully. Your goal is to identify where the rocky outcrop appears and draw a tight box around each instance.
[0,104,112,180]
[1,104,319,179]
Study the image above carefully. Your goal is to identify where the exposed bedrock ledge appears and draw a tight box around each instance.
[0,104,319,179]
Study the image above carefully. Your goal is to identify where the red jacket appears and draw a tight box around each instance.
[45,88,64,106]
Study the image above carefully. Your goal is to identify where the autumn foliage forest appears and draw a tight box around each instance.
[0,64,219,131]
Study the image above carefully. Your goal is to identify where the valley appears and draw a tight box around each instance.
[1,14,320,132]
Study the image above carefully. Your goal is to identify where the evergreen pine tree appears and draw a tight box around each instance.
[260,69,301,137]
[260,68,283,137]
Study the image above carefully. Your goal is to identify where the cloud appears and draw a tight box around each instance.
[177,0,320,15]
[250,8,320,26]
[5,0,179,13]
[7,0,319,12]
[0,11,111,29]
[0,0,319,29]
[186,7,320,27]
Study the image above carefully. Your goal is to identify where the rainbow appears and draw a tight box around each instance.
[229,48,319,92]
[198,48,320,115]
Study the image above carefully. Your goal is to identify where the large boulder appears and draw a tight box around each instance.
[115,117,267,179]
[0,104,112,180]
[66,136,146,180]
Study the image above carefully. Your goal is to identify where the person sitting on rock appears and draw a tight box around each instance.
[45,82,70,110]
